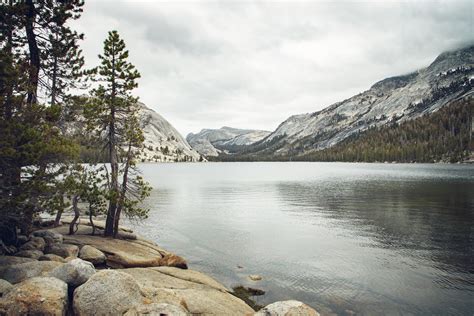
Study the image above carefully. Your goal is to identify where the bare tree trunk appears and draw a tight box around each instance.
[113,142,132,237]
[89,206,96,236]
[69,195,80,235]
[104,45,118,237]
[25,0,40,105]
[54,209,63,227]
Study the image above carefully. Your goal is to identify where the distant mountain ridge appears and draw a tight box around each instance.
[186,126,271,157]
[230,45,474,159]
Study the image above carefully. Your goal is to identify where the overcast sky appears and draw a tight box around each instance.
[73,0,473,136]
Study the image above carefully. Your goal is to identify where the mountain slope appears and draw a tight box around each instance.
[241,45,474,158]
[297,97,473,163]
[186,126,271,156]
[138,103,203,162]
[69,101,203,162]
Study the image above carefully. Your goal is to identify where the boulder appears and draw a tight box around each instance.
[0,277,68,316]
[0,279,13,297]
[151,266,228,291]
[48,258,95,287]
[79,245,106,265]
[16,235,28,245]
[32,230,63,245]
[0,256,36,266]
[39,254,66,263]
[14,250,43,260]
[158,253,188,269]
[56,234,166,268]
[255,300,320,316]
[171,287,255,315]
[122,268,253,315]
[73,270,146,316]
[19,236,45,251]
[124,303,187,316]
[45,243,79,258]
[0,261,63,284]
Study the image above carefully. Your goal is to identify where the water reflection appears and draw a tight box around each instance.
[132,163,474,315]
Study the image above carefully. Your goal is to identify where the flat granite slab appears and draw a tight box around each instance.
[50,225,178,268]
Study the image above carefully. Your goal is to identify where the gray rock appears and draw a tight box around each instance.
[19,236,45,251]
[32,230,63,245]
[45,243,79,258]
[249,274,262,281]
[16,235,28,245]
[0,261,63,284]
[0,279,13,297]
[73,270,145,316]
[79,245,106,265]
[0,277,68,315]
[123,267,254,315]
[124,303,187,316]
[48,258,95,287]
[14,249,43,260]
[255,300,320,316]
[0,256,36,266]
[39,253,67,263]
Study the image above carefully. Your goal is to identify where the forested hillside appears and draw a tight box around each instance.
[216,97,473,162]
[299,97,473,163]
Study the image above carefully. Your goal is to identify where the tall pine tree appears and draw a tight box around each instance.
[0,0,83,243]
[85,30,150,237]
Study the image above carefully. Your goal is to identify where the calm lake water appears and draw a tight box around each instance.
[132,162,474,315]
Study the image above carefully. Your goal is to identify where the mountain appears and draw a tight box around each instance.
[69,101,203,162]
[138,103,203,162]
[186,126,271,157]
[234,45,474,159]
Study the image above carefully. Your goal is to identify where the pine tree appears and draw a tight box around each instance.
[0,0,82,243]
[85,30,150,237]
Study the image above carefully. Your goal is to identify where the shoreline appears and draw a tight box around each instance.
[0,219,320,315]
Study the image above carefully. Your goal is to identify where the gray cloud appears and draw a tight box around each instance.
[73,0,473,136]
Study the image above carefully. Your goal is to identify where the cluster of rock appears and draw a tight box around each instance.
[0,223,319,315]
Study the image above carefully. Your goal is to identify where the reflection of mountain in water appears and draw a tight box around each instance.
[276,179,474,276]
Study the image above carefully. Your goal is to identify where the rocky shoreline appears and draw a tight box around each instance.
[0,220,319,315]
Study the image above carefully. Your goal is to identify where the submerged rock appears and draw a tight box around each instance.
[48,258,95,287]
[79,245,106,265]
[0,277,68,315]
[255,300,320,316]
[249,274,263,281]
[73,270,146,316]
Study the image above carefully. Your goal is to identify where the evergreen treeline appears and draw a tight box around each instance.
[299,97,473,163]
[216,97,473,163]
[0,1,150,245]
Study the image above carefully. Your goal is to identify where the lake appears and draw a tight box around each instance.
[132,162,474,315]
